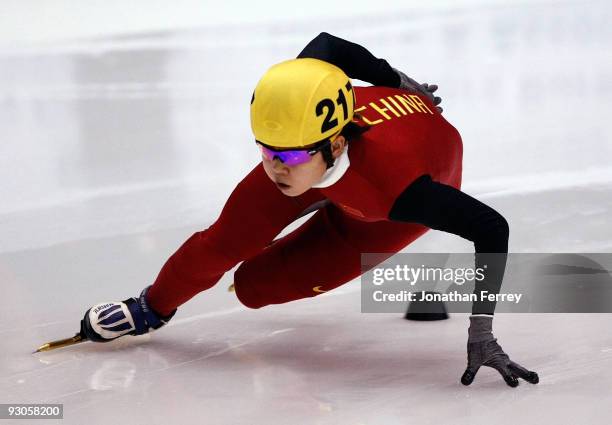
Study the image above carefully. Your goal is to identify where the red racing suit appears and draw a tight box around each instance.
[146,85,463,315]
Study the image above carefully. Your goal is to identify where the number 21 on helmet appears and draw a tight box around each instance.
[250,58,356,150]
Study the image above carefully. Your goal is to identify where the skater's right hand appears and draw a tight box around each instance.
[80,286,176,342]
[393,67,443,113]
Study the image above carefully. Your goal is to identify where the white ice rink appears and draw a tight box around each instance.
[1,1,612,424]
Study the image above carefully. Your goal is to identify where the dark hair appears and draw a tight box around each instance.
[321,114,371,168]
[340,114,372,140]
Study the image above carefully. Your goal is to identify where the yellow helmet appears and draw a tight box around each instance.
[250,58,355,149]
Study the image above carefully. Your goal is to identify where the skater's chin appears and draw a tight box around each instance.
[275,181,291,190]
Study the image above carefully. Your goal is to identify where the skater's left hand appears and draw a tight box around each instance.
[461,316,539,387]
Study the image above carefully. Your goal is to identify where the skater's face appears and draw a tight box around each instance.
[261,136,347,197]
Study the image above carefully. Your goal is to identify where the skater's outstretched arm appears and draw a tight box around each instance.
[389,174,539,387]
[389,174,508,316]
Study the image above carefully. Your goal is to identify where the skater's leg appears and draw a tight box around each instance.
[147,163,325,315]
[234,206,428,309]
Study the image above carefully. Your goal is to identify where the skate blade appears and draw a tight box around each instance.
[33,333,86,353]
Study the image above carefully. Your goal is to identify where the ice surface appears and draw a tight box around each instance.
[1,1,612,424]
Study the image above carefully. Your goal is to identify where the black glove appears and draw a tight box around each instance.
[461,316,539,387]
[393,68,443,113]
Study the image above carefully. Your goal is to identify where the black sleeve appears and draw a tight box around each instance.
[297,32,401,88]
[388,174,509,315]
